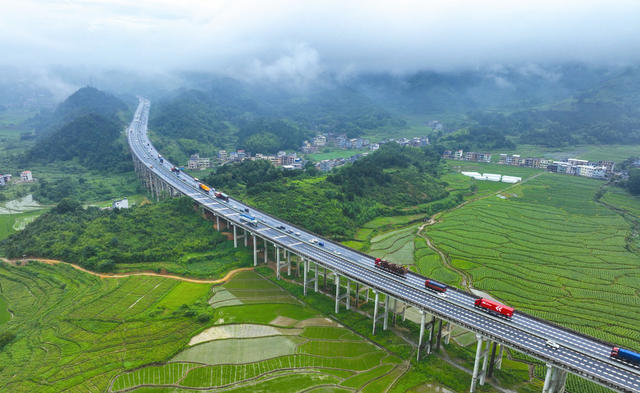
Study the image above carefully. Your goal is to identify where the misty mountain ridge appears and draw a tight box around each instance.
[27,86,129,135]
[25,113,131,171]
[22,86,132,171]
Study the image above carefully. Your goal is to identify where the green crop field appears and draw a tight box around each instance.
[490,144,640,164]
[425,173,640,351]
[0,261,214,392]
[109,270,409,393]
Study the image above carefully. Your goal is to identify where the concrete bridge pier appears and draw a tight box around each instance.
[302,259,317,296]
[276,245,281,279]
[371,291,390,335]
[416,310,436,360]
[333,273,351,313]
[233,225,237,248]
[252,234,257,266]
[470,334,491,393]
[264,238,268,263]
[542,364,567,393]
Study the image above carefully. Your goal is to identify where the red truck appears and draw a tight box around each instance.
[374,258,408,276]
[214,191,229,202]
[474,298,514,318]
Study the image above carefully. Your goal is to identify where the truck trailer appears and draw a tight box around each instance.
[474,298,514,318]
[240,213,257,226]
[215,192,229,202]
[425,279,447,293]
[611,347,640,365]
[374,258,408,276]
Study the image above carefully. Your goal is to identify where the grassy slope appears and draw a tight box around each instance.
[427,173,640,350]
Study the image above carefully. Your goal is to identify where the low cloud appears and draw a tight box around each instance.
[1,0,639,79]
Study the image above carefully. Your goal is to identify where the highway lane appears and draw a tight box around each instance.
[128,98,640,392]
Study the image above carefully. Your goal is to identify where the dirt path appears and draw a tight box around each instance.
[0,257,253,284]
[417,172,546,292]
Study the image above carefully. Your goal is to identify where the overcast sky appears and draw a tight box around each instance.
[1,0,639,80]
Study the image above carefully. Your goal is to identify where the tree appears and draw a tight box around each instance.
[628,168,640,195]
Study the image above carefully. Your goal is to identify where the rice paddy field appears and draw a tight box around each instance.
[0,195,49,243]
[108,270,410,393]
[426,173,640,351]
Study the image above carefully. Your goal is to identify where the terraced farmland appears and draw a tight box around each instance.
[0,261,214,392]
[109,271,408,392]
[426,173,640,350]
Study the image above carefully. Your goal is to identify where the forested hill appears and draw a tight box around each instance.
[29,86,129,134]
[25,114,130,171]
[205,144,451,238]
[148,81,404,164]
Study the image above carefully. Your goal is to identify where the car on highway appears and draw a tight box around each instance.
[545,340,560,350]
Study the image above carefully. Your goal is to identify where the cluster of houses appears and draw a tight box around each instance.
[187,154,211,170]
[498,154,553,168]
[498,154,615,179]
[302,133,430,154]
[442,150,492,163]
[0,170,33,186]
[315,152,369,172]
[302,134,372,153]
[547,158,615,179]
[215,149,305,170]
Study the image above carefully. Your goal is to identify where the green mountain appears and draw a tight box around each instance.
[149,80,404,163]
[29,86,129,134]
[26,113,130,171]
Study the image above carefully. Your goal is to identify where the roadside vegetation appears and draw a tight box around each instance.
[1,197,252,277]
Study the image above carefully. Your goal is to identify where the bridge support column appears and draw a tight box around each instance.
[479,340,490,386]
[264,238,268,263]
[276,246,281,279]
[243,228,248,247]
[470,335,490,393]
[216,216,220,231]
[372,291,379,335]
[345,279,351,310]
[314,263,318,292]
[443,321,453,345]
[417,310,426,361]
[303,259,308,296]
[253,235,257,266]
[542,365,567,393]
[287,250,291,276]
[436,319,443,350]
[324,266,327,289]
[233,225,237,248]
[335,273,340,313]
[382,294,389,330]
[355,283,359,308]
[495,344,503,370]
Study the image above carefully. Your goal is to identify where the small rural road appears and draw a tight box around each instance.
[0,257,253,284]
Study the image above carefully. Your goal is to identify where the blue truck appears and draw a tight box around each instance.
[240,213,257,227]
[611,347,640,365]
